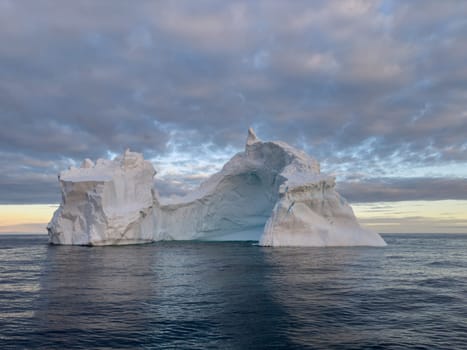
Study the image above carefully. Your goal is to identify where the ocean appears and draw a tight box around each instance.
[1,234,466,349]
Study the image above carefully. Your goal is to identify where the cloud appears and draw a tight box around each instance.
[0,0,467,203]
[338,177,467,202]
[0,223,48,234]
[358,216,467,234]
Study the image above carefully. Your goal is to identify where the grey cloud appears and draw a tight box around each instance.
[0,182,59,204]
[1,0,467,203]
[358,217,467,234]
[338,177,467,203]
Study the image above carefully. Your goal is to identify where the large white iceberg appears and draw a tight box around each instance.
[48,129,386,247]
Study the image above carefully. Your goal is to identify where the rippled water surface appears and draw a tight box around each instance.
[1,234,467,349]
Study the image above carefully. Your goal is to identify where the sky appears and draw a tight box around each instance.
[1,0,466,233]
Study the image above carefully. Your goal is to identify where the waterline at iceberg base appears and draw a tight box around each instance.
[47,129,386,247]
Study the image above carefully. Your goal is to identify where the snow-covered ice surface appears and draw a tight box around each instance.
[47,129,386,247]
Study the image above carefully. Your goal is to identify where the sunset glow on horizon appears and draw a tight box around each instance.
[1,200,467,234]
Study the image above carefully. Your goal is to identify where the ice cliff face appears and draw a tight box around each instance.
[47,150,157,245]
[47,129,386,247]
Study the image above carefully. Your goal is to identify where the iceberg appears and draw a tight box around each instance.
[48,129,386,247]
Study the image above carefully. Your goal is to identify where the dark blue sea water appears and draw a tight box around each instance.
[1,234,467,349]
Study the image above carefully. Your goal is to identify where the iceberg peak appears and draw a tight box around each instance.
[80,158,94,169]
[246,127,260,147]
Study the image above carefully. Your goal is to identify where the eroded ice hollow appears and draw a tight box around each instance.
[47,129,386,247]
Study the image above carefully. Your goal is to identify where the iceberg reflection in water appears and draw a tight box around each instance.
[0,234,467,349]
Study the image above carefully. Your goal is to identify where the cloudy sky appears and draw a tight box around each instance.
[1,0,466,233]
